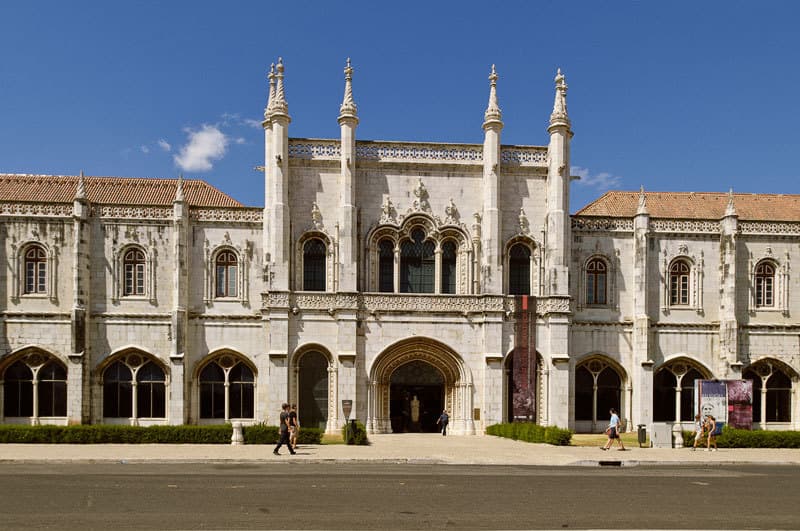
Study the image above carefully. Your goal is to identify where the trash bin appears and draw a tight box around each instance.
[637,424,647,447]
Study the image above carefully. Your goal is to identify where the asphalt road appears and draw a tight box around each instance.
[0,463,798,529]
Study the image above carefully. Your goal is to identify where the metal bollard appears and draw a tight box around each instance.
[231,421,244,446]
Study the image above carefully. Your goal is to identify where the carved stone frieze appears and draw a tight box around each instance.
[0,202,73,218]
[571,217,634,232]
[288,140,341,160]
[261,292,574,316]
[95,205,173,220]
[356,142,483,164]
[739,221,800,235]
[190,208,262,223]
[650,219,720,233]
[500,147,548,167]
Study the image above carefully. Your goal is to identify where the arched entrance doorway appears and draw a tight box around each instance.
[389,360,444,433]
[503,351,543,423]
[367,337,474,435]
[298,351,329,431]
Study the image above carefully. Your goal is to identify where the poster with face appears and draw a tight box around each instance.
[695,380,728,423]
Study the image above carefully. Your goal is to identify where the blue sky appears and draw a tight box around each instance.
[1,1,799,211]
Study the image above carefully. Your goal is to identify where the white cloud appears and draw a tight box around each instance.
[158,139,171,152]
[234,137,246,145]
[173,125,229,172]
[572,166,623,190]
[243,118,262,129]
[140,145,150,154]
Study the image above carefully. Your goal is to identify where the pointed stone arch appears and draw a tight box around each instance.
[367,337,474,435]
[289,343,338,433]
[574,353,629,433]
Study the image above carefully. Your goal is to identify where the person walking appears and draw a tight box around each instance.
[288,404,300,450]
[705,415,718,452]
[691,413,704,451]
[601,408,626,451]
[436,409,449,436]
[273,403,296,455]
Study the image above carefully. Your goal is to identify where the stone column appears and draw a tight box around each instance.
[719,191,739,377]
[481,65,503,294]
[632,189,652,428]
[170,177,189,425]
[338,59,359,293]
[70,173,90,424]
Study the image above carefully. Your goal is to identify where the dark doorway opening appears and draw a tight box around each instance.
[299,351,328,431]
[389,360,443,433]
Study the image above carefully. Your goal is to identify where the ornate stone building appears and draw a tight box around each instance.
[1,60,797,433]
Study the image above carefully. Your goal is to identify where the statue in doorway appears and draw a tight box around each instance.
[410,395,420,423]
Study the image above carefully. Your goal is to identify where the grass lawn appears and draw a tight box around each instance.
[321,433,345,445]
[571,432,649,447]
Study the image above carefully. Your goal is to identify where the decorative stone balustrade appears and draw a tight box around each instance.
[287,139,548,167]
[262,292,571,316]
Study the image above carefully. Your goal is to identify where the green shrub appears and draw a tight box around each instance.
[682,426,800,448]
[241,424,323,445]
[342,421,369,445]
[486,422,572,446]
[0,423,323,444]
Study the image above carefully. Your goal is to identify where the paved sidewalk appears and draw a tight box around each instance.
[0,434,798,466]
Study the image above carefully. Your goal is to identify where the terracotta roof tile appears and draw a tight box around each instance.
[575,191,800,222]
[0,174,243,208]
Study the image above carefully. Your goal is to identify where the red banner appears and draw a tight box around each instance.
[512,295,536,421]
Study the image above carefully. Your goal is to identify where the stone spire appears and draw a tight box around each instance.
[75,170,86,200]
[725,188,737,217]
[263,63,276,121]
[271,57,290,120]
[482,64,503,129]
[338,58,358,124]
[549,68,571,130]
[175,174,185,202]
[637,185,648,215]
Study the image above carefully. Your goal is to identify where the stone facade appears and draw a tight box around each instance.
[0,61,798,434]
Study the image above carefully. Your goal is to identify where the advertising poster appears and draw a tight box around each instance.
[695,380,728,424]
[726,379,753,429]
[512,295,536,421]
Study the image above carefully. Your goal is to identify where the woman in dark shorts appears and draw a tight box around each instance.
[601,407,625,451]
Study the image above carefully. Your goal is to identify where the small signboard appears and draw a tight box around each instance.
[341,399,353,420]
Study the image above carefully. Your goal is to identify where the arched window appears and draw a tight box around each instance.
[122,249,145,295]
[574,359,622,424]
[653,362,705,422]
[586,258,607,305]
[24,246,47,294]
[441,241,457,295]
[755,262,775,308]
[378,239,395,293]
[136,362,166,418]
[669,260,691,305]
[38,361,67,417]
[766,371,792,422]
[229,362,255,419]
[508,243,531,295]
[303,238,326,291]
[199,362,225,419]
[3,361,33,417]
[653,369,677,422]
[123,248,146,296]
[3,356,68,419]
[199,357,255,420]
[574,366,594,421]
[680,368,703,420]
[400,229,434,293]
[103,361,133,418]
[215,250,238,298]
